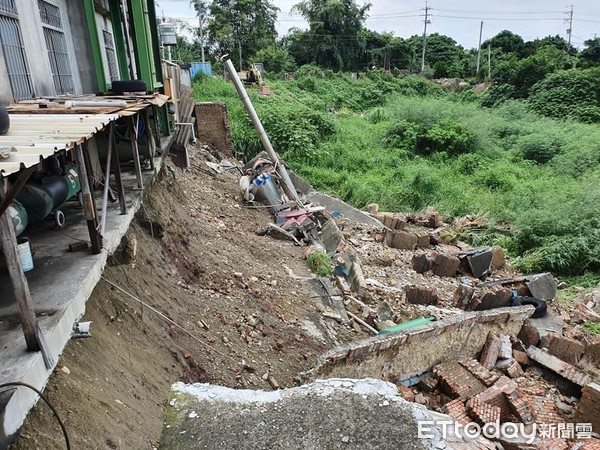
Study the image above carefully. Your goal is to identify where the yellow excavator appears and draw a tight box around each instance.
[237,63,265,86]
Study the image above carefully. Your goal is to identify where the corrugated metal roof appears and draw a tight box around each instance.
[0,114,118,176]
[0,94,169,177]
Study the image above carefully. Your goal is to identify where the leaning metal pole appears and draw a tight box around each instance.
[221,57,299,203]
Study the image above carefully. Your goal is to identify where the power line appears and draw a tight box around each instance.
[436,8,566,15]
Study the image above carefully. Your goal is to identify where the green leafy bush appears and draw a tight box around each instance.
[515,133,564,163]
[382,119,474,156]
[529,68,600,123]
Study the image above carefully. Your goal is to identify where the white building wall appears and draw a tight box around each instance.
[0,0,85,103]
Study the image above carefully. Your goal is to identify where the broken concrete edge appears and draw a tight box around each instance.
[1,138,174,442]
[299,305,535,385]
[525,345,595,387]
[164,378,495,449]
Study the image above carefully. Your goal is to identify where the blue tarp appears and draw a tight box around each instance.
[190,62,212,78]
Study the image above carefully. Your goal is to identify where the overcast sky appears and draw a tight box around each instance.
[157,0,599,49]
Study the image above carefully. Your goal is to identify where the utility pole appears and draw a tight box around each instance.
[195,0,206,63]
[420,1,431,74]
[487,45,491,81]
[476,20,484,76]
[564,5,574,50]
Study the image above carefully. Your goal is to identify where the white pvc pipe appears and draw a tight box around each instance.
[221,57,300,204]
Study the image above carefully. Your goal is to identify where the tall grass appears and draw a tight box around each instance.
[192,72,600,276]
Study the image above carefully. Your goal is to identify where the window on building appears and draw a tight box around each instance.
[0,0,34,100]
[38,0,74,94]
[102,29,119,81]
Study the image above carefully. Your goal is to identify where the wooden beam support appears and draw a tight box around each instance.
[109,122,126,215]
[142,109,155,170]
[152,105,162,148]
[75,144,102,254]
[128,115,144,189]
[0,179,53,368]
[0,165,37,218]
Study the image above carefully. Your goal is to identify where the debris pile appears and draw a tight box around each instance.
[208,145,600,447]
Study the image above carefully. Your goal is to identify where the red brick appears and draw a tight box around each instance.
[480,334,502,370]
[504,391,534,424]
[405,286,439,305]
[575,383,600,433]
[467,396,501,425]
[442,398,471,426]
[459,359,500,387]
[434,362,487,401]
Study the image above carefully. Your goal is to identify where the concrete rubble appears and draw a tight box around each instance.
[160,378,496,449]
[199,158,600,448]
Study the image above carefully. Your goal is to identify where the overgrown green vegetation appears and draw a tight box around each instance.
[582,322,600,336]
[306,252,333,276]
[193,71,600,276]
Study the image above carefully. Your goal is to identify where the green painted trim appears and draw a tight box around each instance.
[146,0,163,84]
[83,0,107,91]
[129,0,154,89]
[108,0,129,80]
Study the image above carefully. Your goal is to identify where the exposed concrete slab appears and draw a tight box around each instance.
[525,272,557,300]
[526,346,594,387]
[527,309,563,341]
[161,378,496,449]
[0,140,171,442]
[300,306,535,384]
[306,191,383,227]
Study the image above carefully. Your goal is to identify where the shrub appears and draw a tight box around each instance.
[307,252,333,276]
[528,68,600,123]
[515,133,564,163]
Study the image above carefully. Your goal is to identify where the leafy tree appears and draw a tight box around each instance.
[511,46,569,98]
[207,0,278,68]
[483,30,524,55]
[522,35,576,57]
[283,28,315,68]
[291,0,371,71]
[360,30,413,71]
[407,33,465,76]
[251,44,297,73]
[170,36,201,62]
[190,0,208,60]
[581,38,600,65]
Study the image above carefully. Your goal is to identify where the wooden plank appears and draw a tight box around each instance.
[142,109,155,170]
[0,165,36,217]
[128,116,144,189]
[75,144,102,253]
[0,179,48,361]
[109,122,126,215]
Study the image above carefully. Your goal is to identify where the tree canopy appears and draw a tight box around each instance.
[206,0,278,68]
[290,0,371,71]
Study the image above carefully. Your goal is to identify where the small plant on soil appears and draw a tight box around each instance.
[307,252,333,277]
[582,321,600,335]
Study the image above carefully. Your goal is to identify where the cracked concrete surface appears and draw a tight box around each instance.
[161,378,495,449]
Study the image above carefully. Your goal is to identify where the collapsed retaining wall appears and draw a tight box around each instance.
[194,102,232,156]
[301,306,534,384]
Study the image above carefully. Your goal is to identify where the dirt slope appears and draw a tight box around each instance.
[12,146,356,449]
